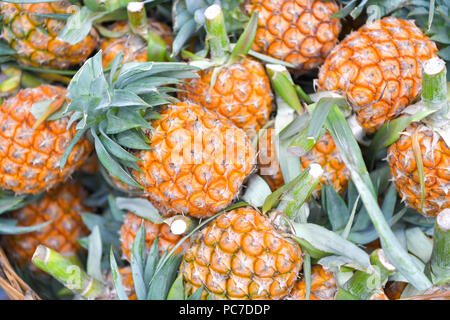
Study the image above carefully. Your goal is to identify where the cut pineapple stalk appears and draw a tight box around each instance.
[426,209,450,285]
[127,2,148,39]
[32,245,105,300]
[335,249,396,300]
[422,57,449,131]
[204,4,230,59]
[163,215,197,235]
[126,1,168,62]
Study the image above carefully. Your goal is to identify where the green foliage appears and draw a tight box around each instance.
[172,0,248,56]
[109,220,203,300]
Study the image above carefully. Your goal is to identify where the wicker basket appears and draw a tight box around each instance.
[0,246,40,300]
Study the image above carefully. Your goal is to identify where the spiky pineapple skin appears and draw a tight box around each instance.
[258,128,348,194]
[286,265,336,300]
[318,17,438,133]
[0,85,93,194]
[387,122,449,217]
[101,19,173,67]
[131,102,255,219]
[180,206,302,300]
[2,182,89,267]
[244,0,341,72]
[119,212,188,261]
[0,1,99,69]
[178,57,273,138]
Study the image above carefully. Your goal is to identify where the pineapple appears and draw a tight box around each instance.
[119,212,188,261]
[286,265,337,300]
[131,102,255,218]
[387,123,449,217]
[180,206,303,300]
[178,57,273,138]
[258,128,349,194]
[0,1,99,69]
[244,0,341,73]
[0,85,93,194]
[63,53,255,220]
[178,5,273,138]
[2,182,89,268]
[101,18,173,67]
[387,57,449,217]
[318,17,438,133]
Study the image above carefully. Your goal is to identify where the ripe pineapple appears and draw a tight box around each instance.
[244,0,341,73]
[178,57,273,138]
[178,6,273,139]
[119,212,188,261]
[0,85,92,194]
[318,17,438,133]
[286,265,337,300]
[101,19,173,67]
[258,128,349,194]
[387,122,449,217]
[180,206,303,300]
[2,182,89,268]
[0,1,99,69]
[131,102,255,218]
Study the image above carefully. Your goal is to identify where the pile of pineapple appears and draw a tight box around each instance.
[0,0,448,301]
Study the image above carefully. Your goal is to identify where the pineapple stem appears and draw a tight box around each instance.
[32,245,106,300]
[275,164,323,218]
[164,215,197,235]
[426,209,450,285]
[335,249,395,300]
[127,1,148,40]
[204,5,230,60]
[266,64,303,113]
[422,57,447,106]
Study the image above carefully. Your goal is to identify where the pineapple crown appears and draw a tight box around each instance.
[60,51,198,188]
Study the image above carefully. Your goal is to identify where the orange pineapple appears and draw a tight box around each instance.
[244,0,341,72]
[0,85,93,194]
[0,1,99,69]
[318,17,438,133]
[101,19,173,67]
[287,265,337,300]
[2,182,89,268]
[258,128,348,194]
[387,122,449,217]
[119,212,188,261]
[178,57,273,138]
[180,206,302,300]
[131,102,255,218]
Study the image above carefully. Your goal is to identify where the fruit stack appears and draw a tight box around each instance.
[0,0,448,301]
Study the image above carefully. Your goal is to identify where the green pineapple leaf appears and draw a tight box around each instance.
[115,197,163,224]
[130,222,147,300]
[110,246,130,300]
[86,225,104,282]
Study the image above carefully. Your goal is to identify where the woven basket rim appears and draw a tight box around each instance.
[0,246,40,300]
